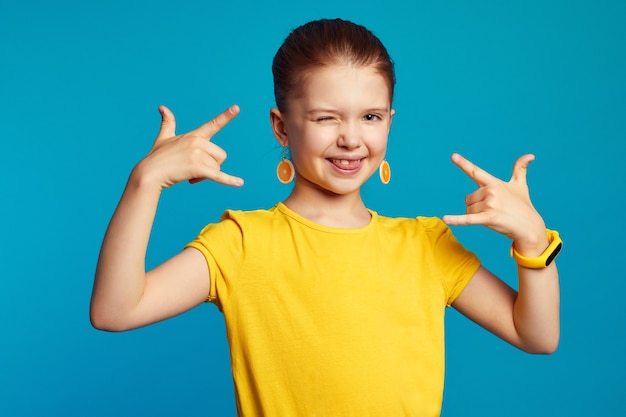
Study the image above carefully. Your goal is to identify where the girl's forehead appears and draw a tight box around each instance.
[296,64,391,106]
[302,63,384,84]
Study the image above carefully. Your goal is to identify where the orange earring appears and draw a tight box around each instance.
[277,147,294,184]
[379,160,391,184]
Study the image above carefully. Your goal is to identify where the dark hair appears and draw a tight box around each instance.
[272,18,395,111]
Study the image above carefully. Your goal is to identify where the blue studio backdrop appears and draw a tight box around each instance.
[2,1,625,416]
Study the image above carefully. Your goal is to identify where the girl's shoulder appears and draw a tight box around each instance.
[376,212,448,232]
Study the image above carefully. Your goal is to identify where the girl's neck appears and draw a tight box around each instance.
[282,188,371,229]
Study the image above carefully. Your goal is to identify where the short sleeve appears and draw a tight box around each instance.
[184,211,244,308]
[419,217,481,306]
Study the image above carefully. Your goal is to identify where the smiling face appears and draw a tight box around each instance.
[271,64,394,199]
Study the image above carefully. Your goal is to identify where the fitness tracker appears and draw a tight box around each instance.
[511,229,562,269]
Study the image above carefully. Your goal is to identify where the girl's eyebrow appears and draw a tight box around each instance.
[306,107,390,115]
[365,107,391,114]
[306,108,340,114]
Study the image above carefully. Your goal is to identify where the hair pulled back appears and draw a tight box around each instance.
[272,18,395,111]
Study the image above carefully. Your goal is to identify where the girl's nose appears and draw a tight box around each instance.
[337,121,361,149]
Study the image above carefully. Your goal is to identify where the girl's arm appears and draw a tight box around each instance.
[90,105,243,331]
[451,264,559,354]
[444,153,560,354]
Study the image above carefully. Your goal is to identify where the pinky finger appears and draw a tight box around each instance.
[214,171,243,187]
[442,213,483,226]
[206,170,244,187]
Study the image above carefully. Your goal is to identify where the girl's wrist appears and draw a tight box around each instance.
[513,237,550,258]
[128,161,164,195]
[512,225,550,257]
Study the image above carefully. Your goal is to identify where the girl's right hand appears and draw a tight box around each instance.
[133,105,244,190]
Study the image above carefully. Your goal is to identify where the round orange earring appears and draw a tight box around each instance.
[379,160,391,184]
[277,148,294,184]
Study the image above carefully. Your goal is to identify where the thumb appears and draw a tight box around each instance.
[510,154,535,184]
[156,105,177,141]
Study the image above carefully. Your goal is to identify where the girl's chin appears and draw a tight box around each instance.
[307,178,372,197]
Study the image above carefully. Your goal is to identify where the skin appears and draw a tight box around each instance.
[91,63,559,354]
[446,153,560,354]
[90,106,242,330]
[270,64,393,228]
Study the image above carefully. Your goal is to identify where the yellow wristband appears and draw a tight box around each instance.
[510,229,562,269]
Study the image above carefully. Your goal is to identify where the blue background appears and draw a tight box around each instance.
[2,0,624,415]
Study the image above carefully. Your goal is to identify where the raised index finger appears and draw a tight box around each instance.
[450,153,495,186]
[194,104,241,139]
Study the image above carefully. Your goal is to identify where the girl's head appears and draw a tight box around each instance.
[272,19,395,112]
[270,19,395,198]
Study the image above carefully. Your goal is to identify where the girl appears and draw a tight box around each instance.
[91,18,560,417]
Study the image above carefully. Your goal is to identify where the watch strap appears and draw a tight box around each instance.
[510,229,562,269]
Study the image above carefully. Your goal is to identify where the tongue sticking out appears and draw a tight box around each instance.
[329,159,362,171]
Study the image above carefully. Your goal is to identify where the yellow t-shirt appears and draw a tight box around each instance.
[186,203,480,417]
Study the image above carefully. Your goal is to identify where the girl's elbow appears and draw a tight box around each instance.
[90,313,118,332]
[89,306,132,332]
[538,338,560,355]
[521,335,560,355]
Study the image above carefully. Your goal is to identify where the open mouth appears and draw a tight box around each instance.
[327,158,365,172]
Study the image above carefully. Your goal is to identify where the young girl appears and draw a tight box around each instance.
[91,18,561,417]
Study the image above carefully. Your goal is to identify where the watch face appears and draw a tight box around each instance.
[545,242,562,266]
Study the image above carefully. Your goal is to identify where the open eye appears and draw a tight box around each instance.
[364,114,381,122]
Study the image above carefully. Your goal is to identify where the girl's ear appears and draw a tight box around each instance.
[270,108,289,147]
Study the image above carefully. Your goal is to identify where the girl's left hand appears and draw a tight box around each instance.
[443,153,547,250]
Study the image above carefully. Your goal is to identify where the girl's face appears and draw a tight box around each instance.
[272,64,394,198]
